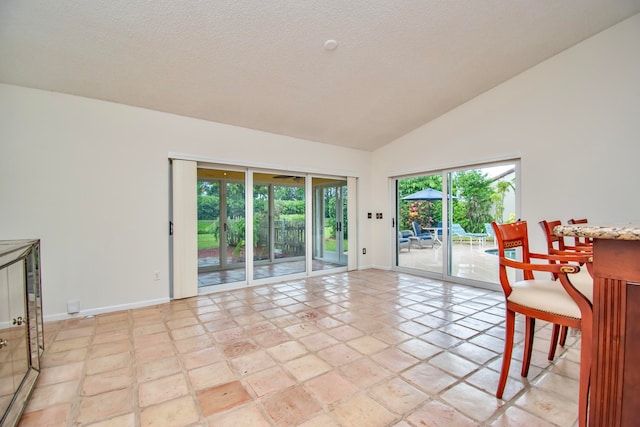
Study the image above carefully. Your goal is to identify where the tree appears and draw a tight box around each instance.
[490,179,515,223]
[451,170,493,233]
[397,175,443,229]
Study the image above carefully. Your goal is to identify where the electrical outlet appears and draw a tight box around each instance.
[153,271,160,281]
[362,248,366,254]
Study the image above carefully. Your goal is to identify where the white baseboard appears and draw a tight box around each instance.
[44,297,170,322]
[365,263,390,271]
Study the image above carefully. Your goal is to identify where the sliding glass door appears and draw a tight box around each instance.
[396,173,443,274]
[197,168,246,287]
[312,179,348,271]
[394,161,518,287]
[172,161,353,295]
[253,173,306,280]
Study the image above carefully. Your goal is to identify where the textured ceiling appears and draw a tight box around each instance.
[1,1,639,151]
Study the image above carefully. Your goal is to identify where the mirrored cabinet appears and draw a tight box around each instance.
[0,240,44,427]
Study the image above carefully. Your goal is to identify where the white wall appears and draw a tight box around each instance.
[0,85,372,319]
[371,14,640,268]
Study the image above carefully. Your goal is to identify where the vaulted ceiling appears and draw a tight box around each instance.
[2,1,639,151]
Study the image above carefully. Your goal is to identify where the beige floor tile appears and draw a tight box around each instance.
[222,339,259,358]
[47,336,91,353]
[429,352,480,378]
[86,412,136,427]
[341,357,392,388]
[297,413,342,427]
[197,381,252,417]
[369,377,428,414]
[76,388,133,425]
[170,324,207,340]
[347,335,389,355]
[332,394,397,427]
[262,386,322,426]
[36,362,84,386]
[246,366,296,397]
[138,373,190,407]
[283,354,331,382]
[316,343,362,366]
[140,396,200,427]
[39,348,87,368]
[180,346,224,370]
[397,337,442,359]
[188,360,236,390]
[515,387,578,426]
[267,340,308,362]
[82,367,132,396]
[441,382,503,422]
[407,400,479,427]
[231,349,276,376]
[402,363,458,394]
[371,347,419,372]
[24,380,79,412]
[136,356,181,382]
[19,269,583,427]
[326,324,364,341]
[134,341,175,363]
[299,332,339,351]
[89,340,131,359]
[86,351,131,375]
[490,406,556,427]
[304,371,359,406]
[206,404,271,427]
[18,403,71,427]
[55,326,95,341]
[92,329,131,345]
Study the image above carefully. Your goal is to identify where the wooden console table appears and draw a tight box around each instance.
[554,224,640,427]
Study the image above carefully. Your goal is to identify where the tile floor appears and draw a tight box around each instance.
[19,269,581,426]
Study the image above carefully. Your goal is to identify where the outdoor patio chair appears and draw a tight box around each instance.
[484,223,496,246]
[451,223,488,246]
[492,221,592,427]
[398,230,413,252]
[411,222,434,248]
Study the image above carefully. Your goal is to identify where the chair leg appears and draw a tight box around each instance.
[559,325,568,347]
[497,309,515,398]
[549,323,560,360]
[521,316,535,377]
[578,317,592,427]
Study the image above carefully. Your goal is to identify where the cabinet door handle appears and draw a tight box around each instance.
[0,338,7,348]
[12,317,24,326]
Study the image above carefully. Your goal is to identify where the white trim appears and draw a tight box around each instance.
[168,151,361,180]
[171,160,198,299]
[389,153,522,179]
[44,298,170,322]
[347,177,358,271]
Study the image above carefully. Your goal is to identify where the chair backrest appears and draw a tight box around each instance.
[492,220,534,280]
[484,223,495,237]
[568,218,588,224]
[539,219,565,252]
[451,223,466,236]
[411,222,421,236]
[568,218,591,245]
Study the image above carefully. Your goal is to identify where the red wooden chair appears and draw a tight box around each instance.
[492,221,592,427]
[568,217,593,246]
[539,220,593,358]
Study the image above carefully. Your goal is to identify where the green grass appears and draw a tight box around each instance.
[198,234,218,250]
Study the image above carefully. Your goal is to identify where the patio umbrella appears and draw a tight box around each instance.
[402,188,449,201]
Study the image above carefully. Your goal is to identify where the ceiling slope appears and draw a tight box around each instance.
[1,1,639,151]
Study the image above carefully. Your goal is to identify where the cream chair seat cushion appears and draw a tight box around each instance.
[555,268,593,303]
[508,279,581,319]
